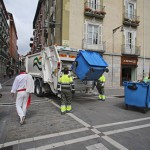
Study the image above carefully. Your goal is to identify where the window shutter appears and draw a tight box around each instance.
[87,0,90,8]
[97,0,100,11]
[131,32,135,46]
[125,31,129,53]
[132,31,136,54]
[84,22,88,43]
[91,0,94,9]
[126,1,129,18]
[125,31,128,45]
[99,25,102,44]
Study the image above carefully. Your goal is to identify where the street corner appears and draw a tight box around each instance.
[3,99,84,144]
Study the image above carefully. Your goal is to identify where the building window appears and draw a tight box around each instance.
[125,31,136,54]
[88,24,99,45]
[84,22,102,50]
[128,3,134,19]
[85,23,102,45]
[128,32,132,48]
[88,0,100,10]
[124,0,136,20]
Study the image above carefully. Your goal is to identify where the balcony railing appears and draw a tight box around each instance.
[0,49,8,59]
[84,1,106,19]
[123,13,140,27]
[82,39,106,53]
[122,44,140,56]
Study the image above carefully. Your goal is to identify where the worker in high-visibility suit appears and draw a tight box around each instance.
[58,67,75,115]
[96,74,106,101]
[143,73,150,83]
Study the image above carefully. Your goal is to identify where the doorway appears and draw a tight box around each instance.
[121,65,137,84]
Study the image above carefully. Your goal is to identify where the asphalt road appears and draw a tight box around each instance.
[0,77,150,150]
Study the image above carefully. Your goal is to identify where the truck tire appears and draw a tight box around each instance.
[35,81,43,97]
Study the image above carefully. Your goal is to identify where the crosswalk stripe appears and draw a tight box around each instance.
[27,134,99,150]
[86,143,109,150]
[103,123,150,135]
[102,136,128,150]
[93,117,150,128]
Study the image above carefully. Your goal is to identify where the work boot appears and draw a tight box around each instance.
[66,105,72,113]
[20,116,25,125]
[61,111,66,115]
[98,95,102,100]
[66,109,73,113]
[101,99,105,101]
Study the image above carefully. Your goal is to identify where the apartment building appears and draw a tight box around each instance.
[0,0,9,76]
[0,1,19,77]
[32,0,150,87]
[8,12,19,75]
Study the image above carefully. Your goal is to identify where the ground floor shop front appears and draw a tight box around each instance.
[103,54,150,87]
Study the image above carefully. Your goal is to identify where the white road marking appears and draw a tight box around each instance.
[50,100,91,127]
[3,128,88,148]
[2,99,149,150]
[50,100,60,108]
[93,117,150,128]
[3,140,18,147]
[68,113,91,127]
[19,138,34,143]
[34,127,89,140]
[27,134,99,150]
[86,143,109,150]
[91,128,101,134]
[1,79,13,85]
[102,136,128,150]
[0,144,3,148]
[103,123,150,135]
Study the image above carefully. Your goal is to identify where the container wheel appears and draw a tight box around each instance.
[35,81,43,97]
[125,104,129,110]
[142,108,148,114]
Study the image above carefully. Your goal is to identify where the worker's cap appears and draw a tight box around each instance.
[64,66,69,71]
[105,68,109,73]
[20,66,26,72]
[64,67,69,74]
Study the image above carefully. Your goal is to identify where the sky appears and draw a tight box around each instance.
[4,0,39,56]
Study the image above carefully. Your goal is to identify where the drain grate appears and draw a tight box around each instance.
[114,95,124,98]
[4,85,12,87]
[0,146,13,150]
[0,103,15,106]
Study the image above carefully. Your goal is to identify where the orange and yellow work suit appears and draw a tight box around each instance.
[96,75,106,101]
[58,74,74,114]
[143,76,150,83]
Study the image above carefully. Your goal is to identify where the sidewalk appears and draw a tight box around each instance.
[0,76,124,103]
[90,86,124,97]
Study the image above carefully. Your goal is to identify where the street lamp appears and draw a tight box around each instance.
[112,25,124,87]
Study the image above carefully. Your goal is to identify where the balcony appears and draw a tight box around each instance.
[123,13,140,27]
[82,39,106,53]
[0,49,8,59]
[122,44,140,56]
[84,1,106,19]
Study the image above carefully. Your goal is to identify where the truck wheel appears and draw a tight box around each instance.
[125,104,129,110]
[142,108,148,114]
[35,82,43,97]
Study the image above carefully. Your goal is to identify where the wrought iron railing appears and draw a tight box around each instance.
[123,13,140,23]
[122,44,140,56]
[0,49,9,59]
[82,39,106,52]
[84,1,106,17]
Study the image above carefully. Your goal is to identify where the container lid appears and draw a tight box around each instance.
[78,50,108,67]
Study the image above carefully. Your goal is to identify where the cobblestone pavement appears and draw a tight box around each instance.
[0,78,150,150]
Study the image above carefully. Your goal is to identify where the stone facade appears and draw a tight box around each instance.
[32,0,150,87]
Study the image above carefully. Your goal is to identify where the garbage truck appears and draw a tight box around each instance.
[25,45,108,97]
